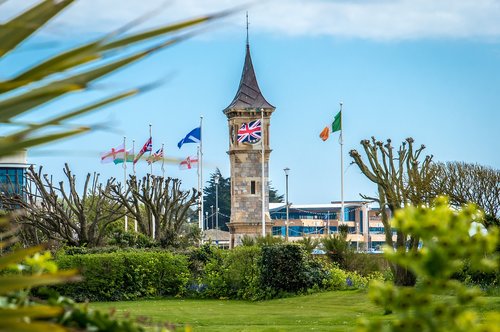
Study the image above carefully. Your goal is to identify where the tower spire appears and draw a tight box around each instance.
[223,13,275,114]
[246,11,249,47]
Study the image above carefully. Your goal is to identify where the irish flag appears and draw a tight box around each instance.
[320,111,341,141]
[100,143,125,164]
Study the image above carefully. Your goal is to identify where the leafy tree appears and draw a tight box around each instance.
[255,234,284,246]
[349,137,436,286]
[359,198,500,331]
[269,182,284,203]
[240,235,256,246]
[1,164,124,247]
[297,237,320,254]
[203,169,231,231]
[321,224,351,269]
[432,161,500,228]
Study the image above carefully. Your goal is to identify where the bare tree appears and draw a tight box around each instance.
[432,162,500,228]
[109,174,199,245]
[349,137,436,286]
[1,164,125,247]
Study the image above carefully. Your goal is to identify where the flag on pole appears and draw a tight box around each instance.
[179,156,199,170]
[319,127,329,141]
[114,148,134,164]
[100,143,125,164]
[320,111,341,141]
[177,127,201,149]
[237,119,261,144]
[134,137,152,164]
[332,111,341,133]
[147,147,164,165]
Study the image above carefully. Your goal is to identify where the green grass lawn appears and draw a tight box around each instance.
[90,290,500,332]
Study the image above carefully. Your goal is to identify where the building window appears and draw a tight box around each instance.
[0,167,24,196]
[251,181,256,194]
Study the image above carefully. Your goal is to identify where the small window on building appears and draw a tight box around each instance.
[251,181,256,194]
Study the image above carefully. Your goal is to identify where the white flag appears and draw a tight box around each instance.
[179,156,199,170]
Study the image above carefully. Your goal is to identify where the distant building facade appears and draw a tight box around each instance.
[269,201,395,251]
[0,150,28,202]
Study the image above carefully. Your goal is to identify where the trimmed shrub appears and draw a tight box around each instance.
[54,251,189,301]
[260,243,327,296]
[199,246,262,300]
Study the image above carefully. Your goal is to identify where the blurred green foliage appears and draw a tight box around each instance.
[358,197,500,332]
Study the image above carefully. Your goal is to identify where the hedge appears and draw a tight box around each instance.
[55,251,190,301]
[51,245,383,302]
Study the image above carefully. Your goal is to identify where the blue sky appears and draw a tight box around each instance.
[1,0,500,204]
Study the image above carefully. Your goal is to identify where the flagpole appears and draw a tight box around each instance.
[199,116,204,231]
[197,145,202,231]
[132,139,137,233]
[340,102,344,225]
[132,139,136,176]
[148,124,155,240]
[161,143,165,178]
[149,124,153,175]
[261,109,265,237]
[123,136,128,232]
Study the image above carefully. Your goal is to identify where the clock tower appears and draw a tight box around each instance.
[223,40,275,248]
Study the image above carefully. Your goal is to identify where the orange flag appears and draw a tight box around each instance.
[319,126,329,141]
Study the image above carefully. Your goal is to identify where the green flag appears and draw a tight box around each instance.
[331,111,341,133]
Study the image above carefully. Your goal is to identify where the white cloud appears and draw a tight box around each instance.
[2,0,500,40]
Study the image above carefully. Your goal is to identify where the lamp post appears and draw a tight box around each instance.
[205,211,208,231]
[204,211,208,244]
[210,205,214,230]
[214,174,220,236]
[284,167,290,242]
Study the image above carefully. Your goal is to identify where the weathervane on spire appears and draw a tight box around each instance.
[246,11,249,46]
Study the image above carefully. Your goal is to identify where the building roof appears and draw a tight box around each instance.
[223,44,275,113]
[202,229,231,241]
[269,201,373,212]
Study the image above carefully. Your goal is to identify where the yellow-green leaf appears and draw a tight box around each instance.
[0,127,89,159]
[0,270,80,294]
[0,0,74,57]
[0,245,44,269]
[0,320,67,332]
[0,83,82,122]
[0,305,63,319]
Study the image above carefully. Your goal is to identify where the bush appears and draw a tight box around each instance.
[54,251,190,301]
[344,252,388,276]
[323,263,384,290]
[199,246,262,300]
[260,243,328,296]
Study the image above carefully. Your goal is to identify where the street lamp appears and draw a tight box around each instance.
[210,205,214,230]
[214,174,220,234]
[284,167,290,242]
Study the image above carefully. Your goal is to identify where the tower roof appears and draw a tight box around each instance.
[223,44,275,113]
